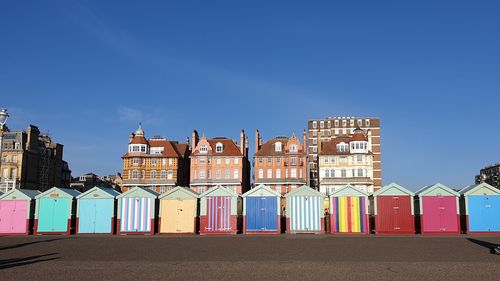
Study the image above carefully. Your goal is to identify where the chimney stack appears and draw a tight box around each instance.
[240,129,245,156]
[255,129,261,153]
[302,129,307,150]
[192,130,199,151]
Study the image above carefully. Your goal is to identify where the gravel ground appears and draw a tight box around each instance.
[1,235,499,280]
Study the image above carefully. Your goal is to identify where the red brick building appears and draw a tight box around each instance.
[253,130,307,195]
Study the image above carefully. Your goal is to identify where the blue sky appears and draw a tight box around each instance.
[1,1,499,190]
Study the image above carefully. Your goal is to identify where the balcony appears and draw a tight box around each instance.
[0,178,20,193]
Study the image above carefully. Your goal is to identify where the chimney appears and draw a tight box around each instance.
[240,129,245,155]
[245,136,249,157]
[255,129,261,153]
[26,125,40,151]
[302,129,307,152]
[186,137,190,148]
[129,133,135,143]
[192,130,199,151]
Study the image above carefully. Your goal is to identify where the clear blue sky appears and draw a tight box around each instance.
[1,1,499,190]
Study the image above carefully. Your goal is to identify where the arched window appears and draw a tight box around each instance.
[151,170,157,179]
[167,170,173,180]
[132,170,139,179]
[216,142,223,153]
[275,142,282,152]
[161,170,167,179]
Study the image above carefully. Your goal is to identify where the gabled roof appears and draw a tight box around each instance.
[208,139,243,156]
[373,183,414,197]
[319,138,351,155]
[0,189,41,200]
[416,183,459,197]
[284,185,326,198]
[329,184,369,197]
[199,185,239,198]
[159,186,198,199]
[254,138,290,157]
[117,186,159,198]
[76,186,120,199]
[242,184,281,197]
[35,187,81,199]
[459,182,500,196]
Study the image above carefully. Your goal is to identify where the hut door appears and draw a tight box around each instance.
[247,197,277,231]
[291,196,321,232]
[206,196,231,232]
[38,198,68,232]
[0,201,23,233]
[176,199,195,232]
[121,198,151,233]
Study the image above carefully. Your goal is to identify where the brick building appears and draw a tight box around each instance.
[318,127,374,195]
[0,125,71,192]
[253,130,307,195]
[307,117,381,191]
[121,125,190,193]
[189,130,250,195]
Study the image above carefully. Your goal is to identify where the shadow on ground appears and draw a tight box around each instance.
[0,253,59,270]
[0,237,72,251]
[467,238,499,254]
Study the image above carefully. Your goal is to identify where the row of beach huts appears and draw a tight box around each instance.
[0,183,499,236]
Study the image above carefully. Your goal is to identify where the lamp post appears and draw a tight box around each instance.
[0,108,10,191]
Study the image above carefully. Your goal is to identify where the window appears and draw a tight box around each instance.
[198,186,205,194]
[327,121,331,128]
[12,168,17,178]
[132,146,140,152]
[225,157,230,164]
[312,131,317,137]
[324,157,329,164]
[358,120,363,127]
[275,142,282,152]
[357,155,363,163]
[14,142,20,150]
[335,120,339,127]
[162,158,166,165]
[216,143,223,153]
[267,169,272,179]
[199,158,206,164]
[276,169,281,178]
[225,169,230,179]
[132,170,139,179]
[330,169,335,178]
[312,147,317,153]
[216,170,221,179]
[342,120,347,127]
[234,157,239,164]
[365,119,370,127]
[258,157,263,163]
[12,155,17,163]
[290,145,298,152]
[335,129,339,134]
[342,128,347,134]
[325,170,330,178]
[234,169,239,179]
[291,168,297,178]
[358,168,364,177]
[268,157,272,164]
[216,157,221,164]
[350,120,354,126]
[168,158,173,165]
[199,170,206,179]
[258,169,264,179]
[207,169,211,179]
[133,158,139,165]
[151,159,157,165]
[276,157,281,163]
[341,169,346,178]
[320,121,324,128]
[312,121,317,128]
[312,139,317,145]
[141,146,146,152]
[200,145,208,153]
[330,157,335,163]
[151,170,157,179]
[291,157,297,165]
[161,170,167,179]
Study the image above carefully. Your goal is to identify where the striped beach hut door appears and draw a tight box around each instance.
[291,196,321,231]
[206,196,231,232]
[121,197,152,232]
[332,196,367,233]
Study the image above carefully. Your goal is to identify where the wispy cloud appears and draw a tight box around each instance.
[116,106,168,126]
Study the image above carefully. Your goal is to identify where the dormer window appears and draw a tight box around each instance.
[200,145,208,153]
[216,142,223,153]
[275,142,282,152]
[337,142,348,152]
[289,144,298,153]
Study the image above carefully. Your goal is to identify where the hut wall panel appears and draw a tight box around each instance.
[290,196,321,232]
[422,196,459,233]
[468,196,500,232]
[38,198,70,233]
[120,197,152,233]
[331,196,368,234]
[376,196,414,234]
[0,201,28,234]
[245,196,278,232]
[160,199,196,233]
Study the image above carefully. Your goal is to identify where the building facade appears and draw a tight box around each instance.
[253,130,307,195]
[475,163,500,189]
[121,125,190,193]
[189,130,250,195]
[318,128,374,195]
[70,172,122,192]
[0,125,71,193]
[307,117,381,191]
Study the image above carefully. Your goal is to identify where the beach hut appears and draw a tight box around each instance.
[285,185,326,234]
[76,187,120,234]
[242,184,281,234]
[158,186,198,234]
[0,189,40,235]
[34,187,80,235]
[415,183,460,235]
[116,186,158,235]
[329,185,370,234]
[199,185,241,235]
[460,183,500,234]
[373,183,415,235]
